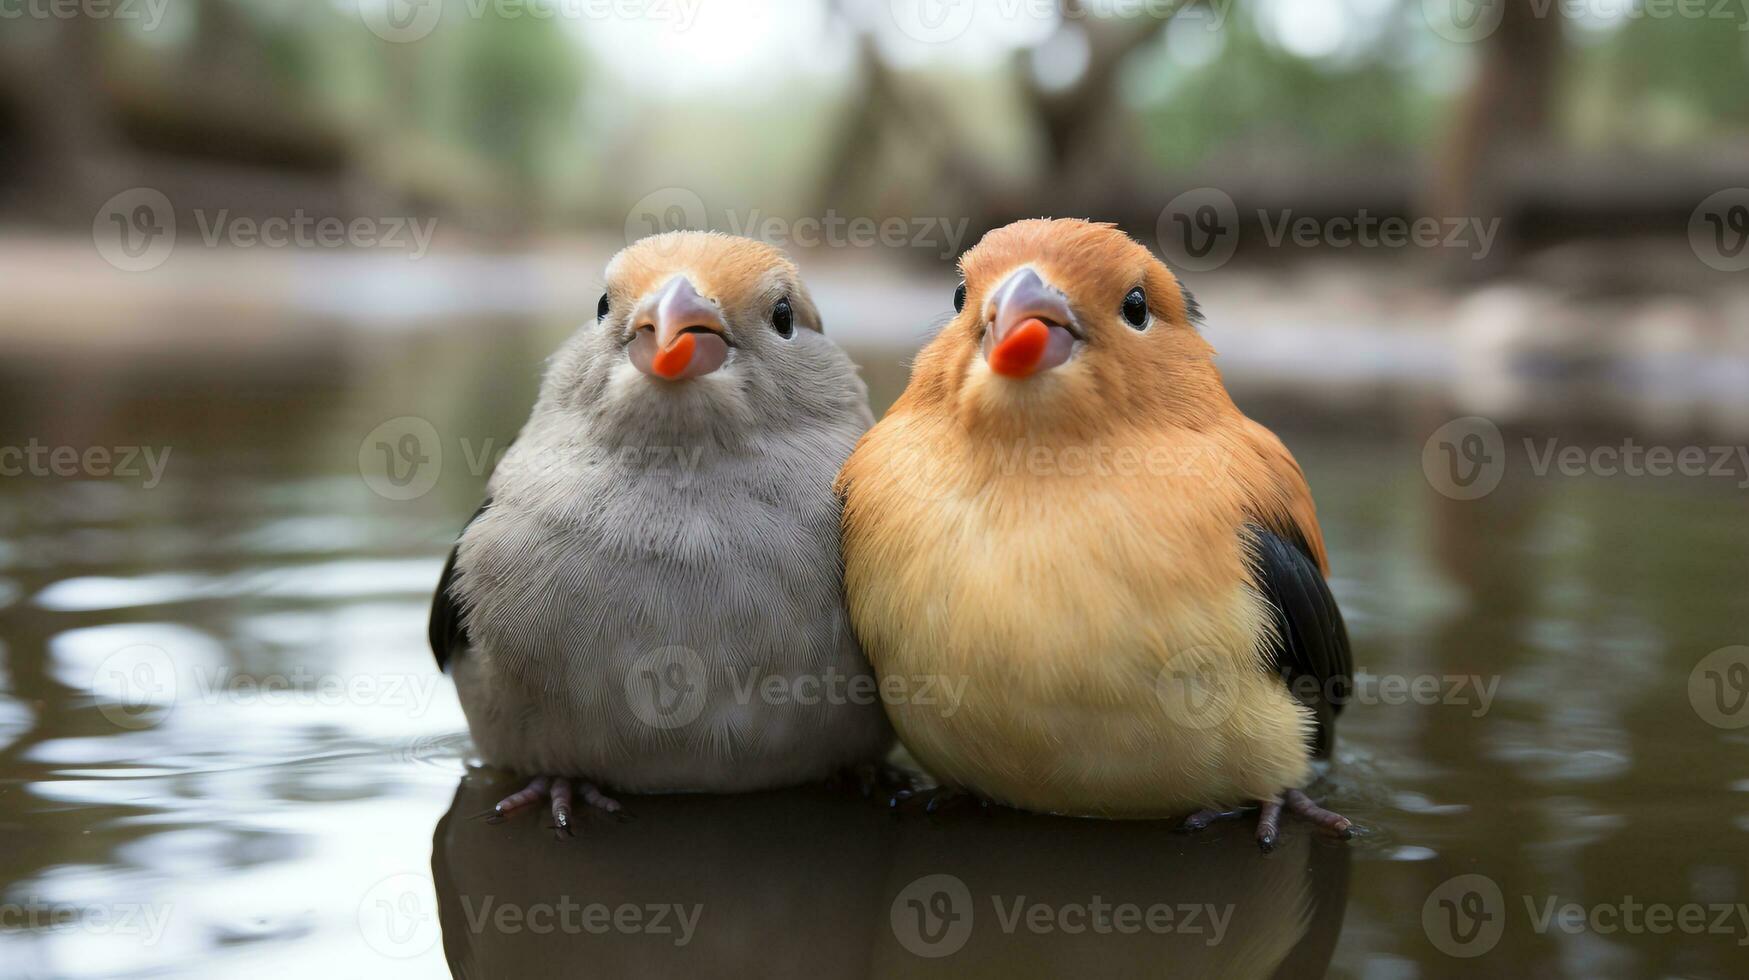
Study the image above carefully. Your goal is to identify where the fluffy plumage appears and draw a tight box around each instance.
[836,219,1352,824]
[434,231,892,795]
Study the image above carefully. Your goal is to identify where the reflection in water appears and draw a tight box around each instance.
[431,778,1350,978]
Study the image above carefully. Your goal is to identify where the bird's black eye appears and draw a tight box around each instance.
[953,282,966,312]
[1122,287,1148,329]
[772,297,794,338]
[596,293,610,321]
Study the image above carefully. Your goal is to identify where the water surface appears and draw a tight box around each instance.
[1,311,1746,978]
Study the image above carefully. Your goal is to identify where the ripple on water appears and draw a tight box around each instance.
[33,560,441,612]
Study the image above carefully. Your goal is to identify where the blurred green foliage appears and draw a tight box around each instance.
[72,0,1749,225]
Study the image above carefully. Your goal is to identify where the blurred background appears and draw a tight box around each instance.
[2,1,1748,977]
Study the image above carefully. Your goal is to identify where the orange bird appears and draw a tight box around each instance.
[836,219,1355,849]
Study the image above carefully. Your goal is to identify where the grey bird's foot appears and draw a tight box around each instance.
[487,775,628,838]
[831,761,923,800]
[887,784,989,816]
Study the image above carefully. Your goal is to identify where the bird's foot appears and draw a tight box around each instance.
[1179,788,1356,852]
[887,784,989,816]
[486,775,628,838]
[831,761,924,800]
[1176,806,1247,833]
[1258,788,1356,851]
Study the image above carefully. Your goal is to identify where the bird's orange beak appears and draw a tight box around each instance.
[627,276,730,381]
[982,268,1078,378]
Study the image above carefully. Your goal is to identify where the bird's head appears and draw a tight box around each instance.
[547,231,863,448]
[912,218,1226,440]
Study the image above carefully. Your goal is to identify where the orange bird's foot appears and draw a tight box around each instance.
[1179,789,1356,852]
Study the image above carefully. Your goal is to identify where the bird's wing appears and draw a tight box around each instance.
[429,497,491,671]
[1244,521,1354,759]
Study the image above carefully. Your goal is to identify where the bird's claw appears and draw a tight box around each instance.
[491,774,628,835]
[1180,789,1356,851]
[831,761,921,800]
[887,785,986,815]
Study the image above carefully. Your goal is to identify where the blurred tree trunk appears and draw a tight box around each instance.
[0,19,129,221]
[1427,3,1564,279]
[815,10,990,222]
[817,1,1175,238]
[1016,1,1172,197]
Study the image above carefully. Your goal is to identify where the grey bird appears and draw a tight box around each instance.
[429,231,893,832]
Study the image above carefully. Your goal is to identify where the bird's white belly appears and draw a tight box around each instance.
[455,635,890,793]
[451,500,891,792]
